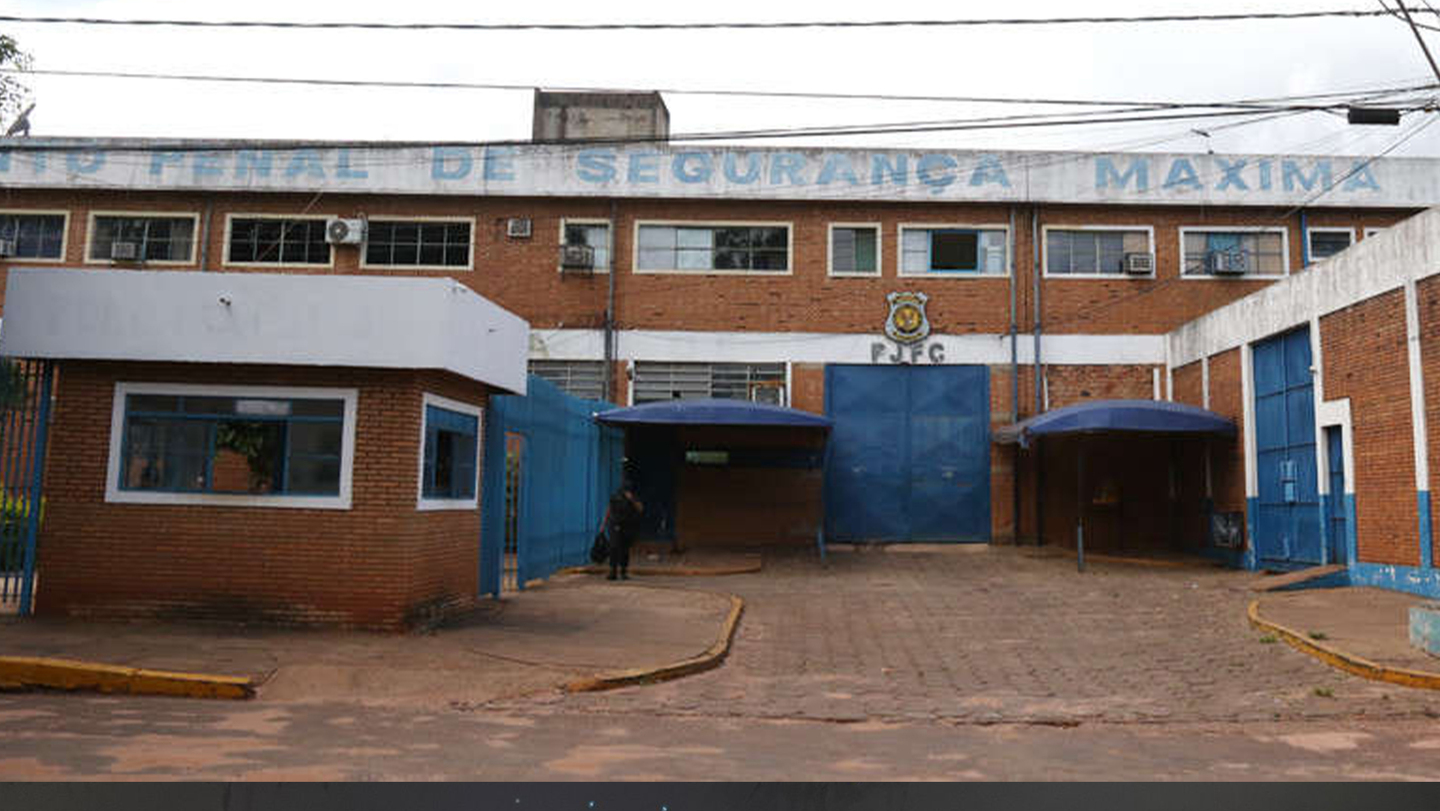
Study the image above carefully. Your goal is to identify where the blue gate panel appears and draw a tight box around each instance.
[1252,328,1323,567]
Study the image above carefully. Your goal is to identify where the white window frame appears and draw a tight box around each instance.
[416,393,483,512]
[558,217,613,274]
[221,212,338,269]
[827,222,884,278]
[84,210,201,267]
[1305,226,1356,264]
[105,382,359,510]
[1040,224,1156,279]
[0,208,70,263]
[1178,226,1291,280]
[632,220,794,276]
[897,223,1011,278]
[359,215,475,272]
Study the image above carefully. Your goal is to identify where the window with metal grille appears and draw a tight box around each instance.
[830,225,880,275]
[900,227,1007,275]
[1045,229,1150,275]
[1307,229,1353,262]
[637,224,789,272]
[632,362,786,404]
[529,360,606,401]
[0,213,65,259]
[562,221,611,271]
[227,217,331,265]
[90,215,196,263]
[365,220,471,268]
[1181,230,1286,276]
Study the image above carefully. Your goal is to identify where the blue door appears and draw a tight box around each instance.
[825,365,991,542]
[1252,328,1323,566]
[1325,426,1348,565]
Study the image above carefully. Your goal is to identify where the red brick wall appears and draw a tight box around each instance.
[790,363,825,415]
[1043,364,1156,409]
[672,426,824,547]
[1416,276,1440,567]
[1172,361,1203,408]
[36,360,492,629]
[1322,289,1419,567]
[1206,349,1247,517]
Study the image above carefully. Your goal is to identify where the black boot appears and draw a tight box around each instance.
[607,566,618,580]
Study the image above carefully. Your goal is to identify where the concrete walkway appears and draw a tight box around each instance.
[0,573,736,705]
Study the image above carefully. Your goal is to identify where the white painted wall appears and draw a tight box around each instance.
[0,269,530,394]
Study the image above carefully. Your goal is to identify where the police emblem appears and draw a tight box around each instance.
[884,292,931,344]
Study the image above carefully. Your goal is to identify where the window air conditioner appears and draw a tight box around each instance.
[1123,252,1154,275]
[750,384,785,406]
[559,243,595,271]
[109,241,141,261]
[507,218,533,239]
[325,218,366,245]
[0,238,15,258]
[1206,251,1248,275]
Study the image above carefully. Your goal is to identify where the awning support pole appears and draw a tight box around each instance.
[1077,439,1086,573]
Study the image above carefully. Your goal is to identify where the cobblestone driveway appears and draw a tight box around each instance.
[502,546,1440,724]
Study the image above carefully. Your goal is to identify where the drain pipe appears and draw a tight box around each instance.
[604,198,618,403]
[1032,205,1045,546]
[198,200,213,271]
[1009,206,1020,544]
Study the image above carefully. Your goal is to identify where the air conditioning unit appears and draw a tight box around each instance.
[750,384,785,406]
[325,218,366,245]
[507,218,532,239]
[109,241,140,261]
[1206,250,1248,275]
[0,238,16,258]
[559,243,595,271]
[1123,252,1154,275]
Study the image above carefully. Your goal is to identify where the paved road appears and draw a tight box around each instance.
[3,545,1440,779]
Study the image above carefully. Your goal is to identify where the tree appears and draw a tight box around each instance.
[0,34,32,130]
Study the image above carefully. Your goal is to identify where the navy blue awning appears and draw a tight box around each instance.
[994,399,1236,448]
[595,398,833,430]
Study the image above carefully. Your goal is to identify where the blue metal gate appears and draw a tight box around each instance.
[0,358,54,616]
[479,375,622,595]
[825,365,991,542]
[1325,426,1349,565]
[1252,328,1323,566]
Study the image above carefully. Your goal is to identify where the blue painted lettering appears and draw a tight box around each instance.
[871,154,908,185]
[191,152,223,179]
[817,154,860,186]
[1095,156,1149,191]
[723,152,761,184]
[917,154,958,191]
[235,150,273,179]
[1216,158,1248,191]
[1258,159,1274,191]
[431,147,472,181]
[1283,160,1332,192]
[1342,161,1381,192]
[336,148,368,180]
[576,149,617,183]
[483,146,516,181]
[769,153,806,185]
[28,151,44,174]
[1163,158,1202,190]
[65,150,105,175]
[149,151,186,176]
[284,149,326,179]
[628,153,660,183]
[673,152,713,184]
[0,151,9,172]
[969,154,1010,188]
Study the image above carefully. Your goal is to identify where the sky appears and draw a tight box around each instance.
[4,0,1440,157]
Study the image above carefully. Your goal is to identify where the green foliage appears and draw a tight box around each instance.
[0,359,25,408]
[0,488,44,572]
[0,34,31,126]
[214,421,280,491]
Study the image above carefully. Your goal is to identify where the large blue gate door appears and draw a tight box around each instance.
[1252,328,1322,566]
[825,365,991,542]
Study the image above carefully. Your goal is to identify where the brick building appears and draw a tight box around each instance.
[3,93,1440,604]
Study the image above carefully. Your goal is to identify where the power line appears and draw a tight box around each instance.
[0,9,1429,31]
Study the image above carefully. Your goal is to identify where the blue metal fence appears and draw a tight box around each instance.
[479,375,621,595]
[0,358,54,616]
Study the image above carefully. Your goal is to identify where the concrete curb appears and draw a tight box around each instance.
[0,655,256,700]
[1247,599,1440,691]
[566,561,762,577]
[564,587,745,693]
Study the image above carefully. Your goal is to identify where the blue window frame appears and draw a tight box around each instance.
[119,394,345,496]
[422,403,479,501]
[901,227,1007,275]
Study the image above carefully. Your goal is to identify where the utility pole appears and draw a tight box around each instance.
[1395,2,1440,83]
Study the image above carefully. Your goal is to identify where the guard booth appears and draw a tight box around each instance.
[595,399,832,549]
[996,399,1238,565]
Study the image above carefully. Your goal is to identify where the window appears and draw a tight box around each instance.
[1307,228,1353,262]
[107,384,356,509]
[1045,228,1152,276]
[89,214,197,263]
[636,223,789,273]
[900,226,1007,275]
[829,224,880,276]
[632,362,786,404]
[419,395,481,509]
[364,220,471,268]
[529,360,606,401]
[561,220,611,272]
[1181,229,1287,277]
[0,212,66,260]
[226,217,331,265]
